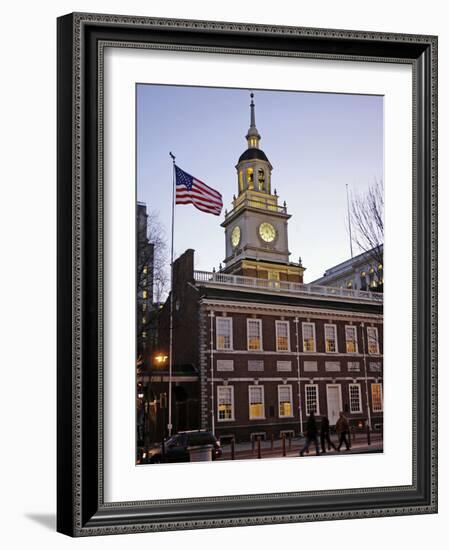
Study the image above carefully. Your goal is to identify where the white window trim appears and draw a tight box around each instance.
[217,385,235,422]
[371,383,383,412]
[216,317,233,351]
[349,383,362,413]
[275,320,291,352]
[324,323,338,353]
[304,384,320,416]
[302,322,316,353]
[366,326,380,355]
[345,324,359,354]
[248,385,265,420]
[277,384,294,418]
[247,318,263,351]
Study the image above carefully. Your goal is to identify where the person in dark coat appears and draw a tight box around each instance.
[299,411,320,456]
[336,411,351,451]
[320,415,337,453]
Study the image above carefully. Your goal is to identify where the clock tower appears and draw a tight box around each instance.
[221,93,305,284]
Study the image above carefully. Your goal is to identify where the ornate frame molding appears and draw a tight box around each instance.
[57,12,437,537]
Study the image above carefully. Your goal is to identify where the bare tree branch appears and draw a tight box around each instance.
[350,179,384,272]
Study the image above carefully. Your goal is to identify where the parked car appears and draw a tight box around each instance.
[145,430,222,463]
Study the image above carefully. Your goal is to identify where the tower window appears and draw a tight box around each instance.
[239,170,244,193]
[258,169,265,191]
[247,168,254,188]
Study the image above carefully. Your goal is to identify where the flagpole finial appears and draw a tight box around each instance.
[169,151,176,163]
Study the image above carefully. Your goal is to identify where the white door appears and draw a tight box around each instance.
[326,385,342,426]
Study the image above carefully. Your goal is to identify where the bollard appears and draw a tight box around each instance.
[231,438,235,460]
[367,426,371,446]
[288,433,292,450]
[252,438,255,454]
[282,433,286,457]
[271,433,274,451]
[257,436,261,459]
[348,428,352,448]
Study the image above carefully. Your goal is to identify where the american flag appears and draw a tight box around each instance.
[175,165,223,216]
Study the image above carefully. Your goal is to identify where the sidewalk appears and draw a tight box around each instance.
[218,433,383,461]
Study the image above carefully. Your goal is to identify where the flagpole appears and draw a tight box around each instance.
[168,151,176,438]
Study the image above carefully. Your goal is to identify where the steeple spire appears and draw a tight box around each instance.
[250,92,256,127]
[246,92,261,149]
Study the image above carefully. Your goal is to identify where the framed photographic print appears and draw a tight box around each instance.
[57,13,438,536]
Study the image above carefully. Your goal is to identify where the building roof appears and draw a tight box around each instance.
[238,148,270,163]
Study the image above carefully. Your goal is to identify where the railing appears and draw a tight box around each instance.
[193,270,383,303]
[225,198,287,217]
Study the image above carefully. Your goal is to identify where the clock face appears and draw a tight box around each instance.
[259,222,276,243]
[231,225,241,248]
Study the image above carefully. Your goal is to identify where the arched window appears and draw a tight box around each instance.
[239,171,244,193]
[258,169,265,191]
[247,168,254,188]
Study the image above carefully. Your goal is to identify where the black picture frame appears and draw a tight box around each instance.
[57,12,438,537]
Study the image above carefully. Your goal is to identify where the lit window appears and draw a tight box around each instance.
[249,386,265,419]
[217,386,234,421]
[324,324,338,353]
[247,319,262,351]
[349,384,362,413]
[305,385,319,415]
[247,168,254,188]
[302,322,316,352]
[239,171,244,193]
[268,271,280,288]
[367,326,380,354]
[143,266,148,275]
[276,320,290,351]
[216,317,233,350]
[371,383,383,412]
[345,325,358,354]
[278,385,293,418]
[142,290,148,299]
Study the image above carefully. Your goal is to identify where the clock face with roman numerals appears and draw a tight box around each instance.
[231,225,241,248]
[259,222,276,243]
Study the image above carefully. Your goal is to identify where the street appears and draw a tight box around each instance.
[218,433,383,461]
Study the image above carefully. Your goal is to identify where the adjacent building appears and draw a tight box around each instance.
[311,245,384,293]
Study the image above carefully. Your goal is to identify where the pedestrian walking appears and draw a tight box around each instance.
[299,411,320,456]
[320,415,336,453]
[336,411,351,451]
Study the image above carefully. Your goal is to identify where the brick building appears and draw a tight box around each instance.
[155,93,383,444]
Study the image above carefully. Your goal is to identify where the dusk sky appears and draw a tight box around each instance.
[137,84,383,283]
